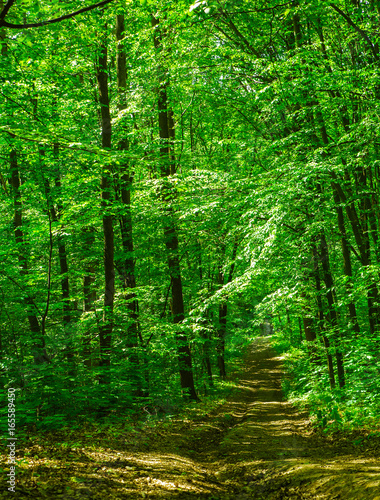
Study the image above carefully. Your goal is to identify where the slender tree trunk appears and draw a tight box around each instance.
[42,144,74,369]
[96,26,114,385]
[298,317,303,342]
[216,246,226,379]
[116,14,139,348]
[292,15,341,384]
[333,190,360,336]
[53,144,71,332]
[300,277,323,366]
[356,165,380,335]
[366,167,380,264]
[318,233,345,388]
[217,299,227,379]
[285,306,292,334]
[315,112,346,387]
[197,240,213,385]
[152,15,198,401]
[332,171,380,337]
[216,240,238,379]
[204,336,213,386]
[10,149,49,365]
[115,14,143,394]
[312,246,335,389]
[302,315,316,343]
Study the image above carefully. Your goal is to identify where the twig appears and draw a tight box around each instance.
[0,0,114,29]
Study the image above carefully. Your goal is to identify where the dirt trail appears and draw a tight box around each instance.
[2,337,380,499]
[205,337,380,499]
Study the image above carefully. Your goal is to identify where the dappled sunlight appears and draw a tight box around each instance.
[2,337,379,499]
[215,337,380,499]
[4,446,226,498]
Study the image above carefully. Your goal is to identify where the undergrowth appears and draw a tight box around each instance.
[272,331,380,434]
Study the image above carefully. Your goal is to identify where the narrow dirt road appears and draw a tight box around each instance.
[102,337,380,499]
[2,337,380,499]
[202,337,380,500]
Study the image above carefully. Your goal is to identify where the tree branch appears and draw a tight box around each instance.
[214,10,260,57]
[0,0,16,21]
[0,271,42,316]
[330,3,379,61]
[0,0,114,29]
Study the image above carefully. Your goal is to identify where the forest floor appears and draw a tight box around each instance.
[1,337,380,499]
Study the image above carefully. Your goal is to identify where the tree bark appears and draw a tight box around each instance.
[331,169,380,338]
[315,111,346,387]
[217,299,227,379]
[333,190,360,337]
[152,15,198,401]
[311,245,335,389]
[42,144,74,368]
[216,240,238,379]
[318,233,345,388]
[115,13,143,394]
[96,26,114,385]
[197,240,213,385]
[116,14,139,351]
[10,149,49,365]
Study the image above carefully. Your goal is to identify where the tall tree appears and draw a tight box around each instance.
[96,24,114,385]
[10,148,49,365]
[152,14,198,401]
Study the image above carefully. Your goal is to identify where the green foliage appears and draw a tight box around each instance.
[277,332,380,432]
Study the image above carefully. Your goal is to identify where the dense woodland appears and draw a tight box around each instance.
[1,0,380,432]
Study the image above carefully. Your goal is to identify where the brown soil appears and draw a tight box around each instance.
[1,337,380,499]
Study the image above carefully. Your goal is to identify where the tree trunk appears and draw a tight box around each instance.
[356,164,380,335]
[152,15,198,401]
[332,171,380,337]
[96,26,114,385]
[319,233,345,388]
[311,245,335,389]
[217,295,227,379]
[197,241,213,385]
[42,144,74,369]
[217,240,238,379]
[116,13,140,352]
[10,149,49,365]
[115,14,144,394]
[333,190,360,337]
[315,111,346,387]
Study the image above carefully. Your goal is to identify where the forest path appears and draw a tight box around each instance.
[189,336,380,499]
[107,337,380,499]
[2,337,380,499]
